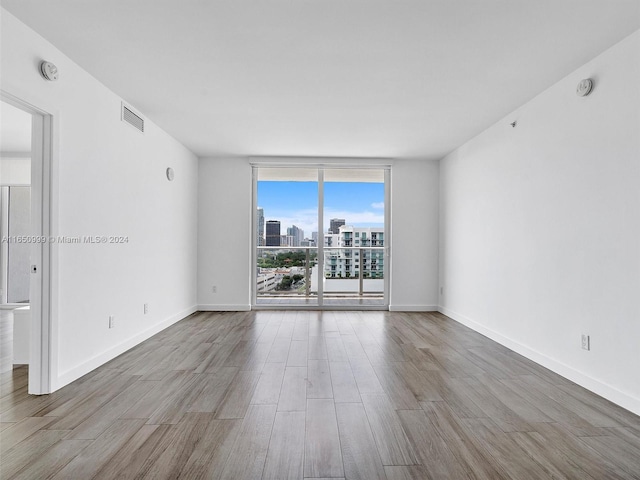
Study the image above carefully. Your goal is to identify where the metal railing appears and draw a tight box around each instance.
[256,246,384,299]
[256,247,317,297]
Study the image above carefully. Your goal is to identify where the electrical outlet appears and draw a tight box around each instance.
[144,303,148,314]
[581,334,590,351]
[109,315,115,329]
[212,285,217,293]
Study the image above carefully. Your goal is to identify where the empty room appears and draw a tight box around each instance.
[1,1,639,479]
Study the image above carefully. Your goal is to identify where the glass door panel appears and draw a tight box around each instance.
[255,168,319,306]
[322,168,386,307]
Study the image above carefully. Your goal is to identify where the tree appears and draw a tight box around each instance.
[259,250,316,268]
[276,275,293,290]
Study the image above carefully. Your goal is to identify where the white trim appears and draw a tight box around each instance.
[389,305,438,312]
[0,151,32,158]
[439,305,640,416]
[198,304,252,312]
[317,169,324,307]
[251,167,258,306]
[0,188,8,304]
[249,156,393,168]
[384,168,391,307]
[55,306,197,389]
[254,304,387,311]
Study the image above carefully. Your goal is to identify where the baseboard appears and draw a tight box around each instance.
[438,305,640,416]
[197,304,252,312]
[54,305,197,390]
[389,304,438,312]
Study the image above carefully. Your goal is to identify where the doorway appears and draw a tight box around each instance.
[252,165,390,309]
[1,95,54,394]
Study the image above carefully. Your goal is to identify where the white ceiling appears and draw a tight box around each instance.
[2,1,639,160]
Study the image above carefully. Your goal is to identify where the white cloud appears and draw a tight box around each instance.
[371,202,384,209]
[324,209,384,229]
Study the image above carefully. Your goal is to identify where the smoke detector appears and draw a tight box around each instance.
[40,61,59,81]
[576,78,593,97]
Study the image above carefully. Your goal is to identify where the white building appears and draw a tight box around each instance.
[324,226,384,279]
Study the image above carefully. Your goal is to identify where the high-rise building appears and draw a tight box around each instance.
[257,207,264,246]
[287,225,304,247]
[324,226,384,279]
[329,218,345,234]
[265,220,281,246]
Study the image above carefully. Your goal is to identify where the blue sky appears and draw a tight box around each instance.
[258,181,384,236]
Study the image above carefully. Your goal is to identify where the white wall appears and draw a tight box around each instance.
[390,159,439,310]
[198,157,252,310]
[1,10,198,389]
[439,31,640,414]
[197,157,440,311]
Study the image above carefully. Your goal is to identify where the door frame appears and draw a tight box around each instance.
[250,159,391,310]
[2,91,56,394]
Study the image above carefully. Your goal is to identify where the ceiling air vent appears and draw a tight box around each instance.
[121,103,145,133]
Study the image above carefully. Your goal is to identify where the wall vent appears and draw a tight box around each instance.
[121,103,145,133]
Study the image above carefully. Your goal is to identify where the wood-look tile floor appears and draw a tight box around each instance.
[1,311,639,479]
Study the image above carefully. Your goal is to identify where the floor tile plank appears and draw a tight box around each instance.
[215,369,262,419]
[251,362,286,405]
[336,402,387,480]
[307,359,333,399]
[329,361,361,403]
[304,398,344,478]
[52,419,147,479]
[262,411,305,479]
[287,340,309,367]
[361,393,419,466]
[278,366,307,412]
[178,419,241,479]
[11,438,91,480]
[398,409,471,479]
[219,404,276,480]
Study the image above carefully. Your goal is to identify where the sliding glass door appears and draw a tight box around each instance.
[254,167,319,306]
[253,165,389,309]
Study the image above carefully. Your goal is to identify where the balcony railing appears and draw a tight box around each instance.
[256,246,385,303]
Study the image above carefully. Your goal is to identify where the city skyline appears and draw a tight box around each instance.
[257,181,384,237]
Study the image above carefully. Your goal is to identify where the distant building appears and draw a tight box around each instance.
[324,226,384,279]
[282,235,294,247]
[257,207,264,245]
[329,218,345,234]
[265,220,281,246]
[287,225,304,247]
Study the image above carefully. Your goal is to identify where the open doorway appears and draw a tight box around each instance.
[1,103,31,305]
[1,95,53,394]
